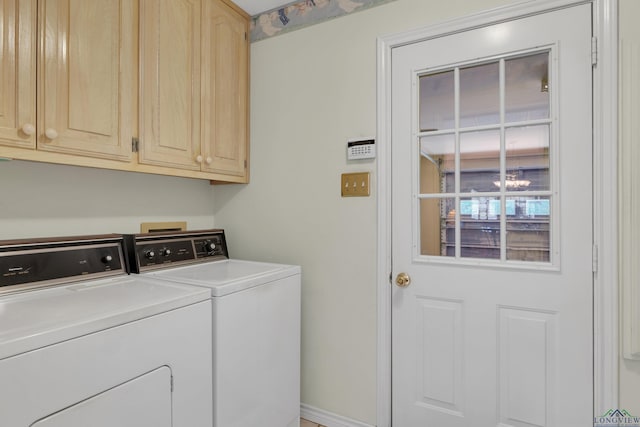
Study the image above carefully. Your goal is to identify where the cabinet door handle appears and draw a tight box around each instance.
[44,128,58,140]
[196,155,203,163]
[205,157,212,164]
[21,123,36,136]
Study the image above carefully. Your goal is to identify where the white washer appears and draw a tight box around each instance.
[127,230,301,427]
[0,235,213,427]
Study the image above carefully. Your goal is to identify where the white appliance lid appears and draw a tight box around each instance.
[146,259,301,296]
[0,276,210,360]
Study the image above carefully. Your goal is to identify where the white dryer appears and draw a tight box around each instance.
[0,235,213,427]
[126,230,301,427]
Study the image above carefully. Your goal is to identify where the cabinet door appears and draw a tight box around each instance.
[139,0,201,170]
[38,0,134,161]
[201,0,248,178]
[0,0,36,149]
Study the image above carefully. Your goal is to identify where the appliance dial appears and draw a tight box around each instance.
[203,241,216,253]
[161,248,172,257]
[102,254,113,263]
[144,250,156,259]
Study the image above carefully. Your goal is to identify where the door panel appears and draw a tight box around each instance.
[0,0,36,149]
[139,0,201,170]
[38,0,134,161]
[392,5,593,426]
[201,0,248,177]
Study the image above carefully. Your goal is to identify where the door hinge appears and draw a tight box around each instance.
[592,244,598,273]
[132,137,139,153]
[591,36,598,67]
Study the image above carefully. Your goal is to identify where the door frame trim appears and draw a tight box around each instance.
[375,1,618,425]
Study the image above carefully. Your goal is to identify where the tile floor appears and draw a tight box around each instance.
[301,418,325,427]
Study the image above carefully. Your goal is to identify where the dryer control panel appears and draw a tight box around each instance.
[0,235,126,295]
[125,229,229,273]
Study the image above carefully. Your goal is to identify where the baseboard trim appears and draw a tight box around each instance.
[300,403,375,427]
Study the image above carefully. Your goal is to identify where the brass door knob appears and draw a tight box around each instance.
[395,272,411,287]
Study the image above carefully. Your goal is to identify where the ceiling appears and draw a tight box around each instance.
[233,0,288,15]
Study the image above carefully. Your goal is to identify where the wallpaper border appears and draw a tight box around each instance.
[250,0,397,42]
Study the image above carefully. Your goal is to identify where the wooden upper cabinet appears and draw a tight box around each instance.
[140,0,249,180]
[0,0,36,149]
[139,0,202,171]
[37,0,134,161]
[0,0,249,183]
[201,0,249,179]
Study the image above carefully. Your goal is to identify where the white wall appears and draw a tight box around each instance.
[0,160,215,239]
[212,0,509,423]
[619,0,640,417]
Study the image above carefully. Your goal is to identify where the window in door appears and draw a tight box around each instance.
[418,51,553,264]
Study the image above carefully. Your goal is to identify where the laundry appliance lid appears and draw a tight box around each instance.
[146,259,301,296]
[0,276,210,360]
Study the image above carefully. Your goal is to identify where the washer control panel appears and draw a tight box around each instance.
[136,239,196,266]
[194,235,226,259]
[125,229,228,273]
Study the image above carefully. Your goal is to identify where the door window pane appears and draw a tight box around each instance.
[506,196,551,262]
[460,129,500,193]
[505,52,550,122]
[420,134,455,194]
[419,71,455,131]
[460,196,501,259]
[420,198,455,257]
[505,125,550,191]
[460,62,500,128]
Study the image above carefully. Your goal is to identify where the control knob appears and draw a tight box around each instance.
[161,248,172,257]
[144,250,156,259]
[203,240,216,253]
[102,254,113,263]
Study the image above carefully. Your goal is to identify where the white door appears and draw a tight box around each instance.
[391,4,593,427]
